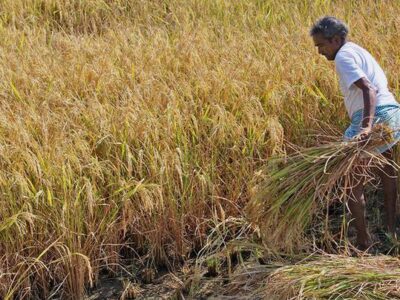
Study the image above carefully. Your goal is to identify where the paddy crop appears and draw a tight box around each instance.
[0,0,399,298]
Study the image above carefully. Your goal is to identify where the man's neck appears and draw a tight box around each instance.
[333,40,347,60]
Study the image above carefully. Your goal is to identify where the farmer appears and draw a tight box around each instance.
[310,16,400,250]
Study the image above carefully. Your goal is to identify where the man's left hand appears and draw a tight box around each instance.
[355,127,372,145]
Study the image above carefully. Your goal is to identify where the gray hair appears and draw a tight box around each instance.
[310,16,349,40]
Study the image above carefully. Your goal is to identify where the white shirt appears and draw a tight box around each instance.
[334,42,397,118]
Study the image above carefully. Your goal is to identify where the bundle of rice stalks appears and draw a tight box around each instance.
[265,254,400,299]
[246,124,399,252]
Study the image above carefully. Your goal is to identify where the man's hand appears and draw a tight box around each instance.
[354,126,372,145]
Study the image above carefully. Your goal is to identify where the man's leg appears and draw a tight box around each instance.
[376,149,398,234]
[347,172,371,249]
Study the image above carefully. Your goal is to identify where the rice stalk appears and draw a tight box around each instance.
[265,254,400,300]
[0,0,399,298]
[246,125,400,252]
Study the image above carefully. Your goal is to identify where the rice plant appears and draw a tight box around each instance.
[246,124,399,253]
[0,0,399,298]
[266,254,400,300]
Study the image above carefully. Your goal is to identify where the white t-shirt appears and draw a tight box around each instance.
[334,42,397,117]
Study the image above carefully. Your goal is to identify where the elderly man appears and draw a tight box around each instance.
[310,16,400,250]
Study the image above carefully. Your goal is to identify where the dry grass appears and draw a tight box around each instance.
[265,254,400,300]
[0,0,399,298]
[189,253,400,299]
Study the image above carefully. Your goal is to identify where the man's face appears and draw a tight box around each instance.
[312,33,342,61]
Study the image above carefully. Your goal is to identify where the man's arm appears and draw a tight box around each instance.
[354,77,376,134]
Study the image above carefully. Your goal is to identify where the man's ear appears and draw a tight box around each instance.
[332,35,342,45]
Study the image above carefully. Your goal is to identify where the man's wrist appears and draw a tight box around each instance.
[361,125,372,130]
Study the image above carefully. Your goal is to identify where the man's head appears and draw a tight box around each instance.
[310,16,349,61]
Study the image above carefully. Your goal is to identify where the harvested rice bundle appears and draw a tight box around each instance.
[246,125,398,252]
[265,255,400,300]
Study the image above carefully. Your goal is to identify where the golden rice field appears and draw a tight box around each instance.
[0,0,400,298]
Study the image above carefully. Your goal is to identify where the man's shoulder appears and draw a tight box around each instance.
[335,42,364,62]
[339,42,358,54]
[335,47,355,63]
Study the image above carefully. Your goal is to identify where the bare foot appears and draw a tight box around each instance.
[356,234,372,251]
